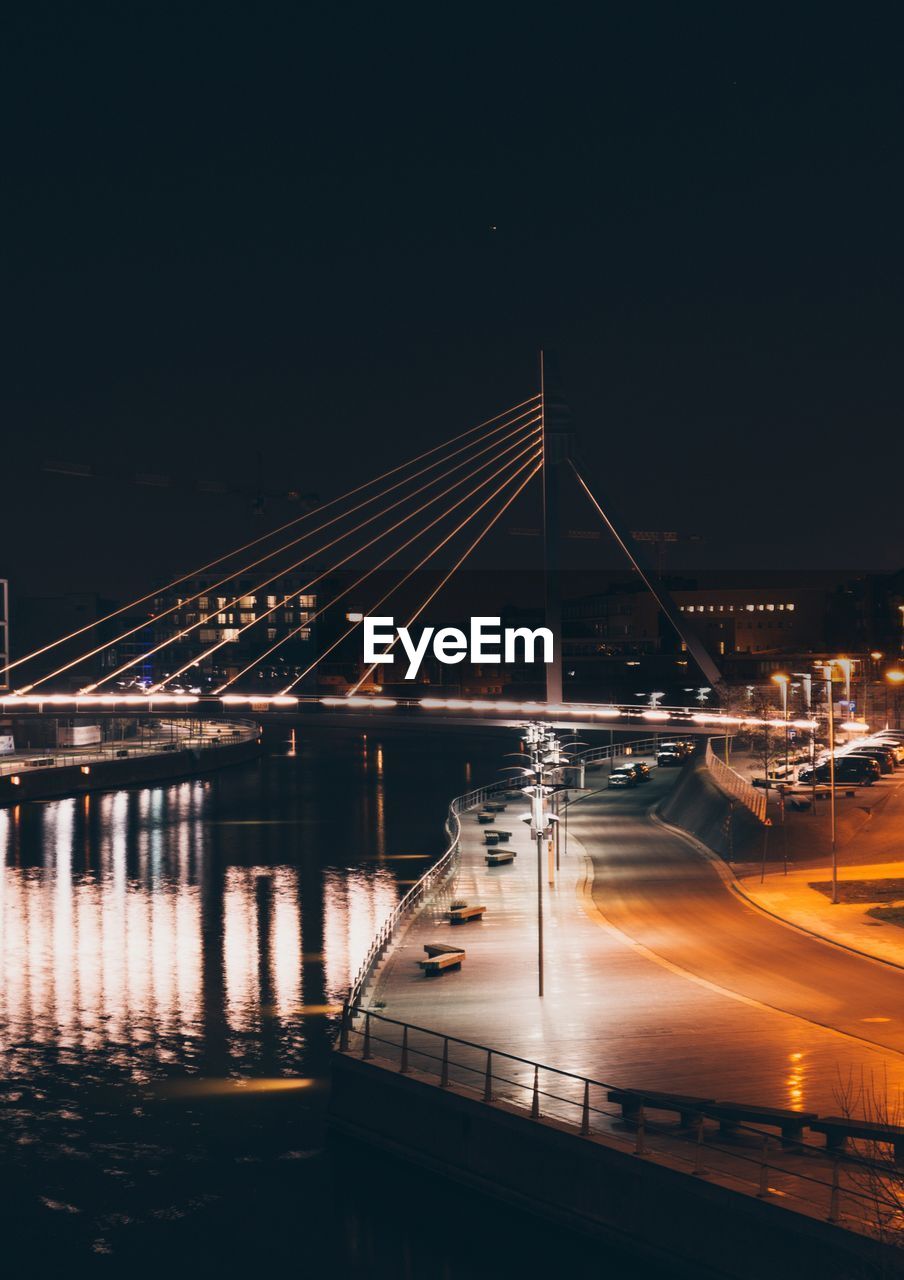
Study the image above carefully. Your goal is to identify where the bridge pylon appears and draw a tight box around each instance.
[540,351,575,705]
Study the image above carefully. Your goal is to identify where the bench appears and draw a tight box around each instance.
[485,850,515,866]
[703,1102,817,1142]
[483,803,507,813]
[449,904,486,924]
[495,830,513,843]
[607,1089,714,1129]
[811,1116,904,1164]
[477,813,495,825]
[423,942,465,957]
[484,832,500,846]
[418,949,465,974]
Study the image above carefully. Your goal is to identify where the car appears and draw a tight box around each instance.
[608,768,639,788]
[845,748,895,774]
[622,760,651,782]
[657,750,684,767]
[798,757,879,786]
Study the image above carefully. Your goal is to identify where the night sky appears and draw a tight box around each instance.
[2,6,902,599]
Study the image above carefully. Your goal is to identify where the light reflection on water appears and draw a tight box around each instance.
[0,730,504,1082]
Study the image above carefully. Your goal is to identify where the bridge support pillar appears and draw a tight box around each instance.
[540,351,574,705]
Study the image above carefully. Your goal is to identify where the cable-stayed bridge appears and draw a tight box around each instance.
[2,357,750,735]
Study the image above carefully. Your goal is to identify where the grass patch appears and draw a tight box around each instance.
[867,906,904,928]
[809,878,904,904]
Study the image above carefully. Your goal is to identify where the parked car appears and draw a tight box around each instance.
[608,768,639,788]
[845,748,895,774]
[798,757,879,786]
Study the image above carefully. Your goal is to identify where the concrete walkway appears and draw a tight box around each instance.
[370,761,904,1113]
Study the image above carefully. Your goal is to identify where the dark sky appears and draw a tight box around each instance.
[2,5,902,598]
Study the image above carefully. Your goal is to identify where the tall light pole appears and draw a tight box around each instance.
[520,723,557,998]
[771,673,789,778]
[887,669,904,729]
[821,663,838,904]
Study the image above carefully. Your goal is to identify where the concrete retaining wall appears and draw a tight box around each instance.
[658,752,764,861]
[0,734,261,805]
[330,1053,894,1280]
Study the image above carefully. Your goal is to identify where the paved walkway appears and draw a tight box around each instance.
[370,761,904,1114]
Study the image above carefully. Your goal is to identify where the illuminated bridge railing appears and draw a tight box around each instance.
[704,740,768,823]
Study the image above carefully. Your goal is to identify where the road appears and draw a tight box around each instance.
[372,757,904,1113]
[569,767,904,1057]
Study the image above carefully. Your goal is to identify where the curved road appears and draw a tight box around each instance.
[569,768,904,1058]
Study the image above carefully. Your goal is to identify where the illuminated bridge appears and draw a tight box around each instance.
[1,355,788,735]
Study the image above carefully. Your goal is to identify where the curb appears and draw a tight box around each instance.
[650,807,904,978]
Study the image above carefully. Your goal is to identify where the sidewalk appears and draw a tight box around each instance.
[369,760,904,1111]
[740,861,904,970]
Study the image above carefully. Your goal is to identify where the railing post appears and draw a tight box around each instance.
[362,1012,372,1061]
[440,1038,450,1087]
[531,1065,540,1119]
[580,1080,591,1136]
[399,1024,409,1074]
[483,1050,493,1102]
[828,1159,840,1223]
[757,1136,770,1197]
[634,1105,648,1156]
[693,1116,706,1175]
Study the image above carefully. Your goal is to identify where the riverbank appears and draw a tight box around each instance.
[0,720,261,804]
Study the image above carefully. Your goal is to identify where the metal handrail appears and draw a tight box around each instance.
[0,718,259,778]
[704,740,768,822]
[342,1008,892,1233]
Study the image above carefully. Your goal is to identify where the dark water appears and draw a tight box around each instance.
[0,724,662,1275]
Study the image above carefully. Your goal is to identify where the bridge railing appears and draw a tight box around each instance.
[346,736,663,1011]
[0,719,259,778]
[704,740,768,823]
[340,1008,889,1235]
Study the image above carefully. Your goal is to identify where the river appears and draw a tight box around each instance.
[0,723,661,1275]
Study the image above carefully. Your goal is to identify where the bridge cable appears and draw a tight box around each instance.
[348,461,543,695]
[104,422,540,695]
[149,433,542,692]
[21,411,540,692]
[220,445,545,692]
[2,395,540,682]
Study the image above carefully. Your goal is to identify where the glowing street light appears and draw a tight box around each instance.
[771,673,790,779]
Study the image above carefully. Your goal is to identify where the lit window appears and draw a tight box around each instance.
[767,603,774,611]
[240,612,256,624]
[267,628,277,641]
[787,603,795,611]
[267,595,278,608]
[297,594,316,608]
[746,605,755,612]
[198,597,209,610]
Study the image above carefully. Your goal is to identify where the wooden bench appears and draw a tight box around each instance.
[477,813,495,825]
[484,832,500,846]
[419,948,465,974]
[483,803,507,813]
[703,1102,817,1142]
[811,1116,904,1164]
[423,942,465,957]
[608,1089,714,1129]
[494,830,513,843]
[449,904,486,924]
[485,849,515,866]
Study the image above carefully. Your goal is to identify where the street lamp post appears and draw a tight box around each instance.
[821,664,838,904]
[771,673,789,779]
[887,669,904,729]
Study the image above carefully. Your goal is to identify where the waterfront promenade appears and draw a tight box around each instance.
[369,760,904,1113]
